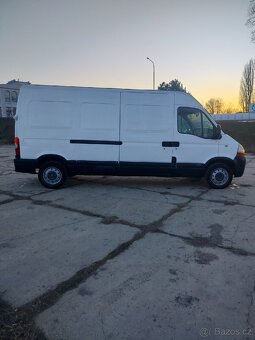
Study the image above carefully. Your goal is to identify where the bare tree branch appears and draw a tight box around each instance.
[205,98,224,114]
[246,0,255,42]
[239,59,255,112]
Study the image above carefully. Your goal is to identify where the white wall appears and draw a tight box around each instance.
[213,112,255,121]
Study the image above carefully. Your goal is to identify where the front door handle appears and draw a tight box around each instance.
[162,141,180,147]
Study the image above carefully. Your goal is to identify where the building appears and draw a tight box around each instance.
[0,80,30,117]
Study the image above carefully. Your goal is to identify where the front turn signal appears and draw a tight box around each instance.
[237,144,245,157]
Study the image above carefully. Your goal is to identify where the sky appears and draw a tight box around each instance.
[0,0,254,108]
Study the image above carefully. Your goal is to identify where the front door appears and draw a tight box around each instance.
[173,106,219,166]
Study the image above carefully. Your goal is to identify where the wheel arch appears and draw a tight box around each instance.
[37,154,67,167]
[205,157,235,172]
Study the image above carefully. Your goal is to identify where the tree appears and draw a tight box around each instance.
[239,59,255,112]
[205,98,224,114]
[246,0,255,42]
[158,79,187,92]
[221,105,241,114]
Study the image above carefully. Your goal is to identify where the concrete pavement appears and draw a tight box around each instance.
[0,145,255,340]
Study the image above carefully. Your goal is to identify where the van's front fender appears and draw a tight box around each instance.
[205,156,246,177]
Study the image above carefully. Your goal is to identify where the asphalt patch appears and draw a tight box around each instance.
[175,294,200,307]
[194,250,219,265]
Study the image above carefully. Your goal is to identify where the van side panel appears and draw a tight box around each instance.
[19,87,120,162]
[70,90,120,162]
[120,92,175,163]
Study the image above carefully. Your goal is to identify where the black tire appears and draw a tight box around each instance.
[38,161,67,189]
[206,163,233,189]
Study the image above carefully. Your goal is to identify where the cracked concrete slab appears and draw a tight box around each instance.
[71,179,191,205]
[1,146,255,340]
[0,173,52,197]
[0,200,137,307]
[201,185,255,207]
[33,185,181,225]
[162,200,255,254]
[0,194,12,203]
[0,200,84,241]
[82,175,208,198]
[36,233,255,340]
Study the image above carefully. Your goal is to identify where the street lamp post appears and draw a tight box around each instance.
[146,57,155,90]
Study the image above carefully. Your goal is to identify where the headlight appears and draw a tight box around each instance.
[237,144,245,157]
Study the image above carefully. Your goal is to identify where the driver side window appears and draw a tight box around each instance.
[177,107,214,139]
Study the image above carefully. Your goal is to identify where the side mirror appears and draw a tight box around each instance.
[213,124,222,139]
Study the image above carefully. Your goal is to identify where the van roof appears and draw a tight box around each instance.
[19,84,203,110]
[21,83,189,95]
[22,84,199,100]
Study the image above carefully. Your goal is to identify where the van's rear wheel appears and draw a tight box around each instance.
[38,161,66,189]
[206,163,233,189]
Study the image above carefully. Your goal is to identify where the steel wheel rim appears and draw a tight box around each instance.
[211,168,229,186]
[43,167,62,185]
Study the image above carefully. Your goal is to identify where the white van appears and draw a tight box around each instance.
[14,85,246,189]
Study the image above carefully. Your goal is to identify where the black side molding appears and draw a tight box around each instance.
[162,141,180,147]
[70,140,122,145]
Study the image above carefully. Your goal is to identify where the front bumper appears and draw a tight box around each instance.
[14,158,37,174]
[233,156,246,177]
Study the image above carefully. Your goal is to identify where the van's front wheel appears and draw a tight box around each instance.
[38,161,66,189]
[206,163,233,189]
